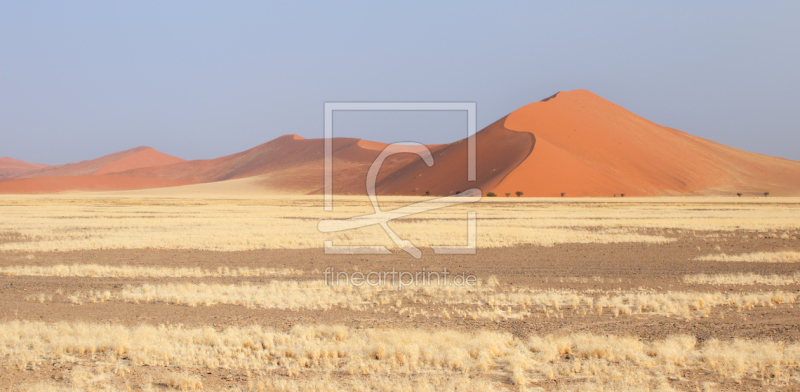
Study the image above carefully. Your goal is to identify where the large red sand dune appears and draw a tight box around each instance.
[2,90,799,195]
[492,90,800,197]
[0,157,51,179]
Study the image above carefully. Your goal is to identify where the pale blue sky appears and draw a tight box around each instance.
[1,1,799,164]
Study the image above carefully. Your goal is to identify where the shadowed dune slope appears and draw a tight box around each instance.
[0,158,51,179]
[492,89,800,197]
[116,135,407,194]
[366,117,534,196]
[118,125,534,196]
[15,147,184,178]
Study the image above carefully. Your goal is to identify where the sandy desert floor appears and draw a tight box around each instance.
[1,195,800,391]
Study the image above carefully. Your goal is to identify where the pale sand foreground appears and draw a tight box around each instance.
[1,195,799,252]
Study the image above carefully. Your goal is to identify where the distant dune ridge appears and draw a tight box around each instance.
[0,157,51,179]
[2,89,800,195]
[15,146,184,178]
[0,147,186,193]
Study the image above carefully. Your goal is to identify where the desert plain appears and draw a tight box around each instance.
[1,193,800,391]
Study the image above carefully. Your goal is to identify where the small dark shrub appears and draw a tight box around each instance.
[764,192,770,197]
[737,193,742,197]
[505,193,511,197]
[487,192,497,197]
[515,191,523,197]
[560,192,566,197]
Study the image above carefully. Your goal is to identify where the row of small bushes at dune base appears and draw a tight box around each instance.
[461,191,772,197]
[487,191,524,197]
[486,191,615,197]
[738,192,770,197]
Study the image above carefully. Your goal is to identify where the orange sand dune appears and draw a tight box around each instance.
[0,175,190,194]
[491,90,800,197]
[17,147,184,178]
[0,157,51,179]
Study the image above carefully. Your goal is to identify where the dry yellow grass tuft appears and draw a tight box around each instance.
[243,375,499,392]
[20,374,499,392]
[696,251,800,263]
[166,372,203,391]
[684,272,800,286]
[114,281,381,310]
[0,264,301,278]
[54,280,799,320]
[2,321,800,390]
[19,196,800,252]
[452,288,798,319]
